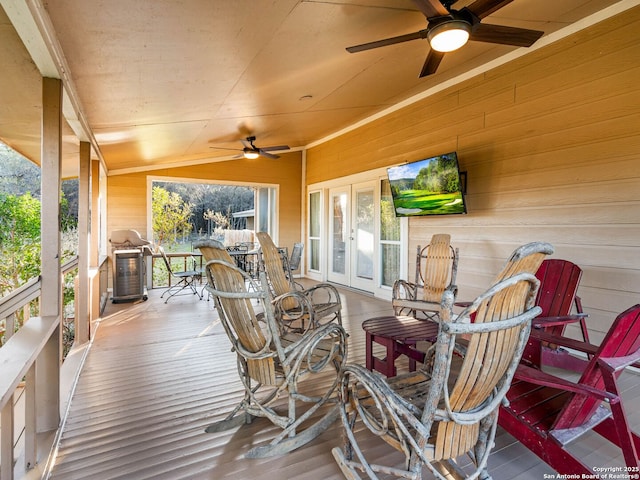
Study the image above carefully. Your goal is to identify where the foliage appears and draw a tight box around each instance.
[0,144,41,196]
[0,192,42,296]
[204,209,231,230]
[155,181,254,235]
[413,155,460,194]
[151,185,194,246]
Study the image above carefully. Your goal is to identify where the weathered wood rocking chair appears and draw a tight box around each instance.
[392,233,459,321]
[499,304,640,475]
[332,245,549,479]
[204,258,348,458]
[256,231,342,332]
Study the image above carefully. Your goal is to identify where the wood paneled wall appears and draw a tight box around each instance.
[306,7,640,343]
[107,151,303,253]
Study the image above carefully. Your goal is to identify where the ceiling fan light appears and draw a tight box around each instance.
[428,19,471,53]
[243,149,259,159]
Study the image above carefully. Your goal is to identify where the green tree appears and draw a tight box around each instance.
[0,192,41,296]
[151,185,193,247]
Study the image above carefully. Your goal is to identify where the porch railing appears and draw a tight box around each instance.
[0,257,80,480]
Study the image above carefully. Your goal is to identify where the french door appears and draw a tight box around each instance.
[327,182,376,292]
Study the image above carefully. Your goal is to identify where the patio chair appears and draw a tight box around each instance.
[332,266,544,480]
[288,242,304,272]
[521,258,589,369]
[499,304,640,475]
[392,233,458,321]
[256,232,342,332]
[203,259,348,458]
[157,246,202,303]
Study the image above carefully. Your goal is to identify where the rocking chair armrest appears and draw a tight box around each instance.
[391,298,440,311]
[341,363,422,418]
[392,280,418,301]
[597,348,640,373]
[303,282,342,305]
[532,313,589,328]
[514,364,617,402]
[528,329,598,356]
[281,321,347,351]
[271,290,317,333]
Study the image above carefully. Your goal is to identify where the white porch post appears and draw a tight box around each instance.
[38,76,62,432]
[76,141,91,343]
[90,159,101,321]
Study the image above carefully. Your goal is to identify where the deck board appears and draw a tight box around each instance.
[46,283,640,479]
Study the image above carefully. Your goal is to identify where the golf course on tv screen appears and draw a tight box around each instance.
[387,152,466,217]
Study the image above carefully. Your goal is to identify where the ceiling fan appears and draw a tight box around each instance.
[346,0,544,78]
[210,136,290,159]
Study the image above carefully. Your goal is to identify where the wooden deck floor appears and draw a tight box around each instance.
[46,282,640,480]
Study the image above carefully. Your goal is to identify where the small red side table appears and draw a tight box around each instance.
[361,315,439,377]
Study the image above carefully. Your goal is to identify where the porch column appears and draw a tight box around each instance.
[76,141,91,343]
[90,159,101,321]
[38,76,62,431]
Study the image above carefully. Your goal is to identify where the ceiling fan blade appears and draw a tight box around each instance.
[412,0,449,18]
[470,23,543,47]
[259,150,280,160]
[260,145,289,152]
[346,29,428,53]
[209,146,242,152]
[419,49,445,77]
[465,0,515,19]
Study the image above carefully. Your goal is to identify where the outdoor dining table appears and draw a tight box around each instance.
[361,315,439,377]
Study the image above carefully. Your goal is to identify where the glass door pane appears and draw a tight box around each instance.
[352,186,374,285]
[331,191,347,276]
[309,191,321,271]
[328,188,349,285]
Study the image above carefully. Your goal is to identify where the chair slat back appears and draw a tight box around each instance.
[194,239,234,263]
[430,242,553,460]
[417,234,457,303]
[256,232,297,311]
[289,242,304,272]
[492,243,555,284]
[205,260,276,384]
[534,259,583,334]
[157,246,174,274]
[554,304,640,430]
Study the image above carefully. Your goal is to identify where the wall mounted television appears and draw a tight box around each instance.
[387,152,467,217]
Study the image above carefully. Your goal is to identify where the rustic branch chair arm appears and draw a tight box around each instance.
[270,290,317,333]
[303,282,342,306]
[392,279,418,301]
[278,322,347,366]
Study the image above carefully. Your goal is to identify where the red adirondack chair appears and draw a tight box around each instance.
[521,259,589,369]
[499,304,640,475]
